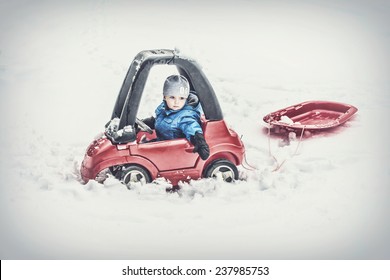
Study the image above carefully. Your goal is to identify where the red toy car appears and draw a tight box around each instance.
[80,49,245,188]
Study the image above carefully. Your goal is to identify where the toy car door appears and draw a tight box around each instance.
[129,138,199,171]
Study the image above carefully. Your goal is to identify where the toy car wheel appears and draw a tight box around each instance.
[121,165,151,189]
[204,159,238,183]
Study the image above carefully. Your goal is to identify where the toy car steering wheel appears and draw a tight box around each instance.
[136,118,153,134]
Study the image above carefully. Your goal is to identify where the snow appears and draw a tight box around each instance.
[1,0,390,259]
[279,116,295,125]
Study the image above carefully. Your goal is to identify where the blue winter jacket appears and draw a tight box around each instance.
[154,101,203,141]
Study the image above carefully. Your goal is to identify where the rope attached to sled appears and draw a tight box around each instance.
[241,123,306,172]
[268,122,306,172]
[242,151,257,171]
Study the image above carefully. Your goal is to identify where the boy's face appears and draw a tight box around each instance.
[164,95,187,111]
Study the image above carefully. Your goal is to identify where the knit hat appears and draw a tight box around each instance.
[163,75,190,98]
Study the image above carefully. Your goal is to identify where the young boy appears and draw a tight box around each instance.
[141,75,210,160]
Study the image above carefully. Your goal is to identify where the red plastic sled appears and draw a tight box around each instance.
[263,101,358,131]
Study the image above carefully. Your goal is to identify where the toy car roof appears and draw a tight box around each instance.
[111,49,223,131]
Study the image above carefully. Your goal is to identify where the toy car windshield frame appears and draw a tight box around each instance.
[107,49,223,144]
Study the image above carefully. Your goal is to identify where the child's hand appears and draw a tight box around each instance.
[191,133,210,160]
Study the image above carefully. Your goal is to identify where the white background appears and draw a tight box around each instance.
[0,0,389,262]
[2,260,390,280]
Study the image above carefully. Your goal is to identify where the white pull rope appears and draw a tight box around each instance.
[268,122,306,172]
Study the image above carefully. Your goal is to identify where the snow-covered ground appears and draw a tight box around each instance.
[0,0,389,259]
